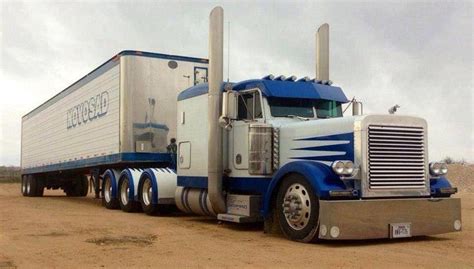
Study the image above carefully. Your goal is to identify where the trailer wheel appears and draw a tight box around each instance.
[26,175,38,197]
[21,175,28,196]
[78,175,89,197]
[102,174,119,209]
[119,177,139,212]
[139,176,159,215]
[276,174,319,242]
[35,177,44,197]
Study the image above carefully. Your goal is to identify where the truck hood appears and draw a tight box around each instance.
[273,114,427,167]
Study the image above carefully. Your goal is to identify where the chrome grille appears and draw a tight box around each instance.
[368,125,426,189]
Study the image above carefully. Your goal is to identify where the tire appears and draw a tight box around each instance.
[35,177,44,197]
[21,175,28,196]
[102,174,119,209]
[26,175,36,197]
[119,177,139,212]
[64,185,75,197]
[276,174,320,243]
[139,176,160,215]
[78,175,89,197]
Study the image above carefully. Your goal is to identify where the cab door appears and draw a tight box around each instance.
[231,90,264,170]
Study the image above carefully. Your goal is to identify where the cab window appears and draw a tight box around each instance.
[237,91,262,120]
[315,100,342,118]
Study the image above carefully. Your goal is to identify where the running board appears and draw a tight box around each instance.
[217,214,262,223]
[217,194,263,223]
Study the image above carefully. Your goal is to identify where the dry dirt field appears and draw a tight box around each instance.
[1,165,473,268]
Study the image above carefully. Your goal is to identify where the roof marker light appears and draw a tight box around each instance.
[262,74,275,80]
[285,76,297,81]
[275,75,286,81]
[297,76,311,82]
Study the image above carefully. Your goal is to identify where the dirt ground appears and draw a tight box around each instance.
[1,167,473,268]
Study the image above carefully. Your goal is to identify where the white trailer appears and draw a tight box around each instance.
[21,51,208,197]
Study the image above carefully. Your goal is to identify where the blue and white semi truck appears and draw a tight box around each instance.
[21,7,461,242]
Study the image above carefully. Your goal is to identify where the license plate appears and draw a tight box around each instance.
[390,223,411,238]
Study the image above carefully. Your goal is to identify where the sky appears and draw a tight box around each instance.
[0,0,472,166]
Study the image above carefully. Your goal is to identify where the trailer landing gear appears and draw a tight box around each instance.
[64,175,88,197]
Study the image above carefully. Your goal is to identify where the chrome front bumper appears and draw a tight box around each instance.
[318,197,461,240]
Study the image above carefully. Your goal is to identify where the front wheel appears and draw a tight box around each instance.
[276,174,320,242]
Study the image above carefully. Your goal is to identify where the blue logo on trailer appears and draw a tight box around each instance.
[66,91,109,129]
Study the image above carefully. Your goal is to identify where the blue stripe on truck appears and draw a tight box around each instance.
[21,152,172,175]
[177,175,271,194]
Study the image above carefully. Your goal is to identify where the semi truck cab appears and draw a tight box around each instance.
[174,74,461,241]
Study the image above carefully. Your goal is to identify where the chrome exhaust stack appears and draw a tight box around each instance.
[316,23,330,81]
[207,6,226,214]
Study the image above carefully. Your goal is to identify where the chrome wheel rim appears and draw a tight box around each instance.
[282,183,311,230]
[104,177,112,203]
[26,178,31,194]
[142,179,152,206]
[120,179,130,206]
[22,178,26,194]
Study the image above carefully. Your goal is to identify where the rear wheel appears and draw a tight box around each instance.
[35,177,44,197]
[102,174,119,209]
[139,177,159,215]
[119,177,139,212]
[276,174,320,242]
[78,176,89,197]
[25,175,33,196]
[26,175,44,197]
[21,175,28,196]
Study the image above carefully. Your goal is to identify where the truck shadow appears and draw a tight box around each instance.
[318,235,450,247]
[190,218,265,231]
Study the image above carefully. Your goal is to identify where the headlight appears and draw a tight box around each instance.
[332,161,345,175]
[332,160,355,176]
[430,162,448,176]
[440,163,448,175]
[344,161,354,175]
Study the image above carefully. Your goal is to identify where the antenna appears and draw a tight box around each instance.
[227,21,231,82]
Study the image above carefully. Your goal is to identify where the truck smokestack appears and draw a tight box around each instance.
[207,6,226,213]
[316,23,329,81]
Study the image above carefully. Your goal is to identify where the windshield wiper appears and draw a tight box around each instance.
[285,115,310,121]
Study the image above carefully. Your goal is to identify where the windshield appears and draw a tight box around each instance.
[268,98,314,118]
[268,98,343,118]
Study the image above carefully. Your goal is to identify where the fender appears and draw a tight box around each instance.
[103,169,120,199]
[139,168,177,205]
[139,169,160,205]
[263,161,346,217]
[430,176,454,196]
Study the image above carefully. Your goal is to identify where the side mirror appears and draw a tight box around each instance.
[353,101,363,116]
[219,90,238,129]
[222,90,237,120]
